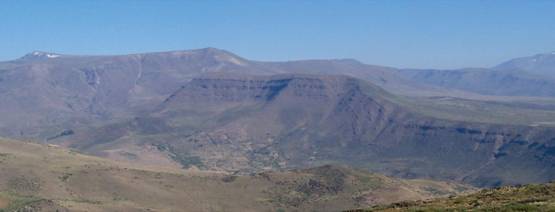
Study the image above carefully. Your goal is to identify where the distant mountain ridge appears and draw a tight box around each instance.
[495,52,555,78]
[397,51,555,97]
[10,48,555,97]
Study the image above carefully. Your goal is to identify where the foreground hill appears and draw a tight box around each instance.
[356,182,555,211]
[0,138,472,212]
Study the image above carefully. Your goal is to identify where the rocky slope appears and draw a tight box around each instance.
[356,182,555,211]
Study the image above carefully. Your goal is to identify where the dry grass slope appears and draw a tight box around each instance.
[0,138,473,212]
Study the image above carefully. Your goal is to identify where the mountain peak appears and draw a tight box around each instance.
[20,51,63,60]
[493,52,555,77]
[191,47,248,66]
[127,47,248,66]
[195,47,227,53]
[530,51,555,58]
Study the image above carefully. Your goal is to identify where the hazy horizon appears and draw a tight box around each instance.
[1,0,555,69]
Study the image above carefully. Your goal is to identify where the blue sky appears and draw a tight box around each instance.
[1,0,554,69]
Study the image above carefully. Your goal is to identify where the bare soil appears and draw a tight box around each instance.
[0,196,10,209]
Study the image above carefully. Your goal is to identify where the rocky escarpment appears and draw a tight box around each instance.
[150,74,555,187]
[162,74,351,103]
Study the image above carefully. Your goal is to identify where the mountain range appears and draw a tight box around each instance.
[0,48,554,191]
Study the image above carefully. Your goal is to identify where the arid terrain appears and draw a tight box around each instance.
[2,1,555,210]
[0,138,473,211]
[0,48,554,211]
